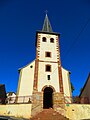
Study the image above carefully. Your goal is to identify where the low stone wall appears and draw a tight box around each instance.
[0,103,32,119]
[65,104,90,120]
[1,103,90,119]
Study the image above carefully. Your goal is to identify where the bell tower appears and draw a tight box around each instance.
[32,14,65,115]
[33,14,63,93]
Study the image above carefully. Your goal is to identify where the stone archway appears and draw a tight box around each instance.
[43,87,53,109]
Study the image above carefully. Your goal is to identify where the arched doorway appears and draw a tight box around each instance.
[43,87,53,109]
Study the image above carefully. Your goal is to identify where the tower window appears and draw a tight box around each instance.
[45,52,51,57]
[42,37,46,42]
[45,65,51,72]
[50,38,54,43]
[47,75,50,80]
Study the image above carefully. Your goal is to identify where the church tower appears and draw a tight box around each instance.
[34,14,63,93]
[16,14,72,115]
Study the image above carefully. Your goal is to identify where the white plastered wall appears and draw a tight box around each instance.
[38,33,59,62]
[17,60,35,102]
[62,67,72,103]
[37,33,60,92]
[38,62,60,92]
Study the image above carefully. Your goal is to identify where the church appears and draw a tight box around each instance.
[16,14,72,115]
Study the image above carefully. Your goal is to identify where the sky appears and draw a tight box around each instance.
[0,0,90,96]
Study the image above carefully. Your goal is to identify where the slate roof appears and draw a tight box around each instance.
[79,73,90,97]
[42,14,53,32]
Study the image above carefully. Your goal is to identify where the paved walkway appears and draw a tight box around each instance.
[30,109,69,120]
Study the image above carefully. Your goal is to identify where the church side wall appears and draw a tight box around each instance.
[62,68,72,103]
[16,60,35,103]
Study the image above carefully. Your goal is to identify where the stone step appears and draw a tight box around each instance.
[30,109,69,120]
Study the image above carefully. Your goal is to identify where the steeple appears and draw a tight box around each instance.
[42,14,53,32]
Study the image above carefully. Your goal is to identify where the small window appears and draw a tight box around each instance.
[50,38,54,43]
[47,75,50,80]
[45,65,51,72]
[30,65,33,68]
[45,52,51,57]
[42,37,46,42]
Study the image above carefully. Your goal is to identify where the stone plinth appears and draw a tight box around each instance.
[31,91,43,116]
[53,92,65,115]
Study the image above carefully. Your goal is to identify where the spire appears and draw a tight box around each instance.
[42,14,53,32]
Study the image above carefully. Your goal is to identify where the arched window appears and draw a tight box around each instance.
[42,37,46,42]
[50,38,54,43]
[45,65,51,72]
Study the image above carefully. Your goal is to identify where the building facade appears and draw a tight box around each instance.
[7,92,16,104]
[80,73,90,104]
[16,14,72,114]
